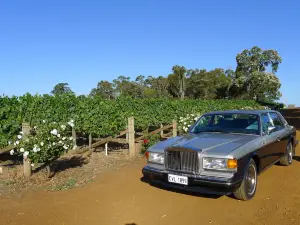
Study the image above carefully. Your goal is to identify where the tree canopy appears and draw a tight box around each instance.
[51,83,74,96]
[53,46,283,103]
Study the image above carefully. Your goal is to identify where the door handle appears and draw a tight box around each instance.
[276,136,281,141]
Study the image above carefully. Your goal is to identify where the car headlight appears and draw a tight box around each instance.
[148,152,164,164]
[203,157,237,171]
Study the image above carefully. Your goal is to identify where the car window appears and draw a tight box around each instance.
[193,115,212,129]
[269,112,284,130]
[261,113,273,134]
[191,113,259,135]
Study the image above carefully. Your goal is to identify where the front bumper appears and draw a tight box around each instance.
[142,166,242,195]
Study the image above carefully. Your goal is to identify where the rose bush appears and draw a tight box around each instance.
[10,120,75,167]
[179,114,201,133]
[141,133,161,154]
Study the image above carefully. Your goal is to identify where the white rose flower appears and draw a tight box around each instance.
[57,134,61,138]
[20,131,24,135]
[23,151,29,158]
[16,141,19,145]
[50,129,58,136]
[61,125,66,130]
[59,140,63,144]
[31,163,35,167]
[42,120,46,123]
[37,148,40,152]
[34,126,37,129]
[33,147,37,153]
[40,142,44,146]
[63,145,68,150]
[68,120,74,127]
[52,142,56,146]
[72,145,77,150]
[8,141,11,145]
[20,148,25,153]
[69,137,73,141]
[10,149,14,155]
[62,137,66,140]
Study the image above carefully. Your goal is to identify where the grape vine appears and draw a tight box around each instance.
[0,93,264,148]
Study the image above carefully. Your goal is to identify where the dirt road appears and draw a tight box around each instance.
[1,138,300,225]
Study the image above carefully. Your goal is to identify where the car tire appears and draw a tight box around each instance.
[233,158,257,201]
[279,141,293,166]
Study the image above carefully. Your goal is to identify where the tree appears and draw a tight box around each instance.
[234,46,282,100]
[90,81,114,99]
[112,76,141,98]
[51,83,74,95]
[172,65,187,100]
[145,76,169,98]
[246,72,281,102]
[186,68,232,99]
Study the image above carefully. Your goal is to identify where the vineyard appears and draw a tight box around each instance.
[0,93,265,148]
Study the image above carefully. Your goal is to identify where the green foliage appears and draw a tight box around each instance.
[232,46,282,101]
[0,96,22,147]
[90,81,114,99]
[51,83,74,95]
[88,46,282,102]
[0,94,264,148]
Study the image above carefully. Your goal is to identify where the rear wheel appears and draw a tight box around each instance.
[279,142,293,166]
[233,159,257,201]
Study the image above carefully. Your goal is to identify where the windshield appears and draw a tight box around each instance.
[190,113,260,135]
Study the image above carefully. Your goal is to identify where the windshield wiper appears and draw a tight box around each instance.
[193,129,229,134]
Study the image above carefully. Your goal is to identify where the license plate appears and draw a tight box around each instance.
[168,174,188,185]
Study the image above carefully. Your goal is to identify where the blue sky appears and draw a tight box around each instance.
[0,0,299,105]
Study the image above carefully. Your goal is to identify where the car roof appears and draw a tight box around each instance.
[203,109,279,116]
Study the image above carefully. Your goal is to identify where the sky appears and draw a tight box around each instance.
[0,0,299,105]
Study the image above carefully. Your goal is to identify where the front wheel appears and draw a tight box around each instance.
[233,158,257,201]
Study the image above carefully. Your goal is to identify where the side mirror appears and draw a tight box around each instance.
[267,126,276,134]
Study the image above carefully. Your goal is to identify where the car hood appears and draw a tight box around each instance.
[148,132,259,156]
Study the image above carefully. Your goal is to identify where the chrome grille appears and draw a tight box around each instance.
[165,150,199,174]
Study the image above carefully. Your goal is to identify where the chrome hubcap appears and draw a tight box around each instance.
[288,144,293,163]
[246,164,257,195]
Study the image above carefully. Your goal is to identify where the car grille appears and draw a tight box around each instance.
[164,149,199,174]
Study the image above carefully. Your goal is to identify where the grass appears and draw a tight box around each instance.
[49,178,77,191]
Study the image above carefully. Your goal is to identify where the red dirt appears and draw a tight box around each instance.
[1,132,300,225]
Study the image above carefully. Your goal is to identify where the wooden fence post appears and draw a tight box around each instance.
[22,123,31,136]
[22,122,32,178]
[160,124,163,137]
[89,133,92,150]
[126,125,129,142]
[72,127,77,147]
[172,120,177,137]
[128,117,135,157]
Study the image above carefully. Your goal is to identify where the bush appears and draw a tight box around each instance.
[9,120,75,166]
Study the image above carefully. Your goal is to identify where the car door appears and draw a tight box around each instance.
[259,113,279,170]
[268,112,289,158]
